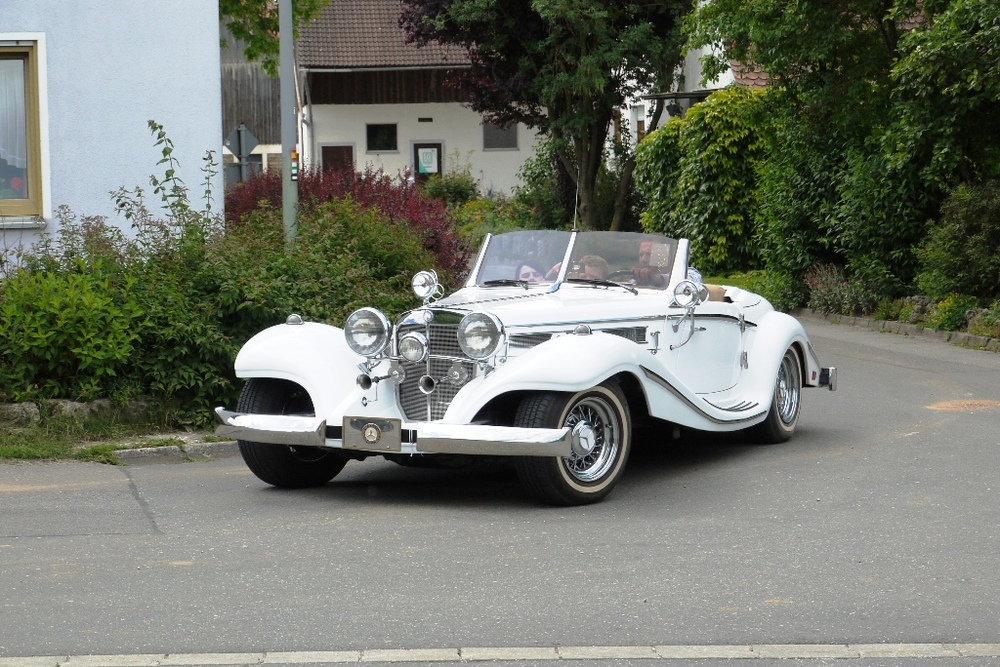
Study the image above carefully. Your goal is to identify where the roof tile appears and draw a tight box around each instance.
[298,0,469,69]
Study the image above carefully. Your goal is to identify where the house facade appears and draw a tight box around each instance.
[1,1,223,250]
[296,0,540,195]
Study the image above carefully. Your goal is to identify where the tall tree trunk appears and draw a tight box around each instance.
[560,112,614,229]
[610,99,665,231]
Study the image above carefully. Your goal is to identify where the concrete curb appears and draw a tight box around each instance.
[112,437,238,465]
[792,308,1000,353]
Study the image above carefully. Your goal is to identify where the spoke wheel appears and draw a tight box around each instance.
[237,378,348,488]
[514,381,631,505]
[747,348,802,444]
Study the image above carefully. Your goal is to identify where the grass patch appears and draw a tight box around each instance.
[74,444,126,465]
[0,417,181,462]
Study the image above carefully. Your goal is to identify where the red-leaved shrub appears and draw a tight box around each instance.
[225,167,469,280]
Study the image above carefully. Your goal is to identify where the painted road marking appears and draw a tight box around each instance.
[3,643,1000,665]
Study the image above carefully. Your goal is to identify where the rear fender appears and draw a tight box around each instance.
[741,311,818,396]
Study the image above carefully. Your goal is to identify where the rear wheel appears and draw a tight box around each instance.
[237,378,348,488]
[747,348,802,444]
[514,381,631,505]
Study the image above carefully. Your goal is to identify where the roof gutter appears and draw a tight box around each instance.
[303,64,472,73]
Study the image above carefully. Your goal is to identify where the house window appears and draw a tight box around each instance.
[483,121,517,150]
[0,41,42,218]
[366,124,397,152]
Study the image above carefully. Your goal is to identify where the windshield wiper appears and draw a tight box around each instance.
[483,279,530,289]
[566,277,638,295]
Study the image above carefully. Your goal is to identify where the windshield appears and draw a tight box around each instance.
[470,230,679,290]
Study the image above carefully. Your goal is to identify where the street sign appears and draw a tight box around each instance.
[224,123,259,183]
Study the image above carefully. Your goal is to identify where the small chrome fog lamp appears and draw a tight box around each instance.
[345,307,391,357]
[457,312,503,360]
[398,331,429,363]
[672,280,701,308]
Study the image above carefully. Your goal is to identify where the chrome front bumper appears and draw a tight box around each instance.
[214,408,572,457]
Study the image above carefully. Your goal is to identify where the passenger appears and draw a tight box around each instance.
[515,260,546,283]
[543,255,609,281]
[577,254,610,280]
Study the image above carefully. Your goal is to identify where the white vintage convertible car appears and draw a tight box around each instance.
[216,230,836,505]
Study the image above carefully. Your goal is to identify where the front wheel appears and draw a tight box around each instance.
[514,381,632,505]
[746,348,802,444]
[237,378,348,488]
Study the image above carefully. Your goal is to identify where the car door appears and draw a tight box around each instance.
[664,299,746,394]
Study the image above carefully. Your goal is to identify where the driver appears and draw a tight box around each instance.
[632,241,666,287]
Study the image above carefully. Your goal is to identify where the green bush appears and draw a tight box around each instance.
[216,199,430,329]
[927,293,979,331]
[803,263,879,316]
[753,98,841,277]
[737,269,806,312]
[422,170,479,209]
[872,298,906,322]
[915,180,1000,302]
[1,122,439,427]
[512,138,574,229]
[452,196,536,251]
[968,300,1000,338]
[0,266,138,403]
[636,87,765,274]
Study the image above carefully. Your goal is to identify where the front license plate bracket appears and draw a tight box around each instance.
[342,417,402,452]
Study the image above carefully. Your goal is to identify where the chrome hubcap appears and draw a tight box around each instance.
[563,396,620,483]
[775,353,800,425]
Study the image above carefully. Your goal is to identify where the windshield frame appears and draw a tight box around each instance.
[465,230,682,292]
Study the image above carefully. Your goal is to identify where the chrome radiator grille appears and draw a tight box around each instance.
[397,322,473,422]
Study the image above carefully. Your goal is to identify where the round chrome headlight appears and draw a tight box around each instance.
[673,280,700,308]
[345,308,391,357]
[458,312,503,360]
[411,270,439,300]
[398,331,429,363]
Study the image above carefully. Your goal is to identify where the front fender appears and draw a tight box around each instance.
[443,332,652,422]
[233,321,365,417]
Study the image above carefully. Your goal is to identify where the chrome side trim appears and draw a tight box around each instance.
[515,314,667,329]
[705,399,760,412]
[214,408,326,448]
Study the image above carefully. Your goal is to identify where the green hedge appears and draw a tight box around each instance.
[0,199,433,426]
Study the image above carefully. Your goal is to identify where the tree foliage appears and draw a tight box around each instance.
[671,0,1000,298]
[888,0,1000,186]
[400,0,690,230]
[636,87,766,274]
[220,0,330,75]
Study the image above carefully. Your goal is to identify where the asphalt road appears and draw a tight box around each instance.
[1,317,999,666]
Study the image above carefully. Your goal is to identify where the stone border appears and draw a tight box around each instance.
[793,308,1000,353]
[112,437,238,465]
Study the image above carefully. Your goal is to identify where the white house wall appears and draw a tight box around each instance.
[2,0,222,247]
[305,102,540,196]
